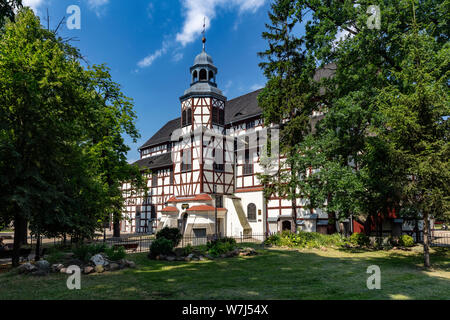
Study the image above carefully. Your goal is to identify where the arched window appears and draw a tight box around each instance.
[199,69,207,81]
[208,70,214,81]
[192,70,198,82]
[247,203,256,221]
[187,108,192,125]
[182,109,187,126]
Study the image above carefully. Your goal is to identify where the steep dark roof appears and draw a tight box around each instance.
[225,89,263,124]
[139,117,180,150]
[138,63,336,150]
[132,152,173,170]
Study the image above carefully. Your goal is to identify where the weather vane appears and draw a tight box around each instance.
[202,16,206,51]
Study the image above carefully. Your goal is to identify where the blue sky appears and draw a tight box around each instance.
[26,0,273,163]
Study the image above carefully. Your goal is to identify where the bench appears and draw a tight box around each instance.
[113,243,139,252]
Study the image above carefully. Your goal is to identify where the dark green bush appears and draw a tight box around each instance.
[207,240,236,257]
[156,227,182,247]
[265,231,346,248]
[206,237,237,250]
[149,237,174,258]
[349,232,370,247]
[72,243,109,262]
[398,235,414,247]
[104,246,126,261]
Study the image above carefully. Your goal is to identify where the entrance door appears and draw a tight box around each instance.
[282,220,291,231]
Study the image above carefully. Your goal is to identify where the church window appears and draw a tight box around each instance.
[182,110,187,126]
[199,69,207,81]
[247,203,256,221]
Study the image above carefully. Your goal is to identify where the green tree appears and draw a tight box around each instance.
[259,0,449,266]
[257,0,319,227]
[0,0,21,28]
[0,9,144,265]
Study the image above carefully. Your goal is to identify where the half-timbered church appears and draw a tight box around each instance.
[120,37,335,238]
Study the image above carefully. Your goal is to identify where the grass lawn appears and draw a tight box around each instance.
[0,245,448,300]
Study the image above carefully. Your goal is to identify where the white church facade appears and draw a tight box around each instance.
[120,42,335,238]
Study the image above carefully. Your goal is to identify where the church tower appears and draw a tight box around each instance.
[179,36,227,132]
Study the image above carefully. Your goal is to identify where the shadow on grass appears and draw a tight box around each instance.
[0,246,449,300]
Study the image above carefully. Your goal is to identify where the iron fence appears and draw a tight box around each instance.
[430,229,450,247]
[178,233,267,248]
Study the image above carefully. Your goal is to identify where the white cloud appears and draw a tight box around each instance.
[22,0,46,12]
[250,83,264,91]
[138,41,170,68]
[87,0,109,16]
[137,0,265,69]
[176,0,265,46]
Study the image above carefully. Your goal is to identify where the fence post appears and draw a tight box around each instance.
[240,231,243,244]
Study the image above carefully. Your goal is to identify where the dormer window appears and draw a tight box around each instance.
[208,70,214,82]
[192,70,198,82]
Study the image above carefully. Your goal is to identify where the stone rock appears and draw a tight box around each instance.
[83,266,94,274]
[174,248,185,257]
[90,254,109,266]
[109,263,120,271]
[220,254,227,258]
[60,268,67,274]
[94,265,104,273]
[159,255,166,260]
[35,260,50,271]
[17,263,37,274]
[184,256,191,262]
[126,260,136,268]
[187,253,195,259]
[51,264,64,273]
[166,256,176,262]
[205,254,215,260]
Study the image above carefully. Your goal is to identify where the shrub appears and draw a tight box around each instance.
[72,243,109,262]
[156,227,182,247]
[349,232,370,247]
[105,246,126,261]
[149,237,174,258]
[265,231,346,249]
[398,235,414,247]
[206,237,237,257]
[183,244,193,256]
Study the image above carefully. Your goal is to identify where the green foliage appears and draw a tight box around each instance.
[156,227,182,247]
[206,237,237,257]
[104,246,126,261]
[265,231,346,249]
[398,235,414,248]
[183,244,193,256]
[149,237,174,258]
[72,243,108,262]
[0,8,145,265]
[349,233,370,247]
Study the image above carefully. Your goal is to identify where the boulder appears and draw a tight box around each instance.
[184,256,191,262]
[205,254,215,260]
[198,256,206,261]
[60,268,67,274]
[83,266,94,274]
[166,256,176,262]
[109,263,120,271]
[35,260,50,271]
[126,260,136,268]
[94,265,104,273]
[17,263,37,274]
[51,264,64,273]
[90,254,109,266]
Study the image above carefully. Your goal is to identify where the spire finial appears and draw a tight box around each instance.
[202,17,206,51]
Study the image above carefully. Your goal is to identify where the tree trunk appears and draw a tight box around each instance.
[34,233,41,262]
[20,218,28,245]
[12,214,25,267]
[423,212,431,268]
[113,213,121,238]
